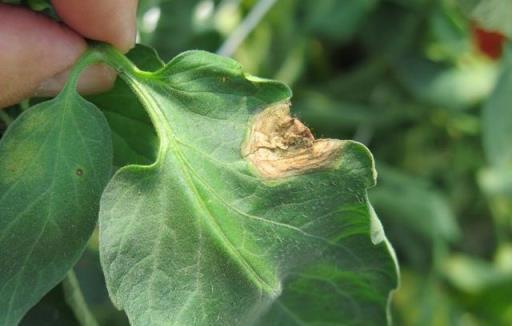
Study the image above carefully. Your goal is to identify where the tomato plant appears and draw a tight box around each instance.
[0,42,399,325]
[1,0,512,325]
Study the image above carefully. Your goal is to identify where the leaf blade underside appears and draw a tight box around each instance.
[0,86,112,324]
[99,50,398,326]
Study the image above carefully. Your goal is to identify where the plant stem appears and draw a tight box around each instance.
[63,270,99,326]
[217,0,278,57]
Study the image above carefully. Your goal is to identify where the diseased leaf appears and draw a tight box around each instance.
[98,48,398,325]
[0,67,112,324]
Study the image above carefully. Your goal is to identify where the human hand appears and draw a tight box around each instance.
[0,0,138,109]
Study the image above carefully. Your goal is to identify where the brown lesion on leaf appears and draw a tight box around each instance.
[242,102,344,180]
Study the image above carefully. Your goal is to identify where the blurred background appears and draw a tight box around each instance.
[2,0,511,325]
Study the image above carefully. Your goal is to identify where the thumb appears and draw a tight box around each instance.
[0,4,115,109]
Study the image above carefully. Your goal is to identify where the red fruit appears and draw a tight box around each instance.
[471,23,505,59]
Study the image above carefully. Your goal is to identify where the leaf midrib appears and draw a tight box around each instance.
[125,77,279,295]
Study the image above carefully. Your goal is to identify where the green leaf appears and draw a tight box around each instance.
[125,44,165,71]
[98,47,398,325]
[26,0,51,11]
[88,45,162,168]
[393,271,460,326]
[369,165,459,269]
[293,89,412,136]
[0,0,58,19]
[22,271,99,326]
[482,52,512,168]
[370,165,460,243]
[480,47,512,228]
[139,0,222,60]
[20,283,79,326]
[61,271,98,326]
[299,0,378,42]
[0,56,112,324]
[393,53,497,110]
[426,5,471,61]
[442,254,512,324]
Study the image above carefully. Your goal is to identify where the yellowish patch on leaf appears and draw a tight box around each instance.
[242,102,344,180]
[0,141,41,184]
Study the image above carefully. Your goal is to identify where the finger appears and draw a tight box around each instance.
[51,0,138,53]
[35,64,116,97]
[0,5,117,109]
[0,4,86,108]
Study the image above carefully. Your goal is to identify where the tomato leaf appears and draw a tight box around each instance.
[0,58,112,324]
[98,47,398,325]
[87,45,161,168]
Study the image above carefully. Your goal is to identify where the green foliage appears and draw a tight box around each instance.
[138,0,223,60]
[371,164,460,244]
[87,46,161,168]
[298,0,378,43]
[480,45,512,241]
[482,47,512,168]
[95,47,397,325]
[0,60,112,324]
[2,0,512,324]
[0,32,397,326]
[20,282,80,326]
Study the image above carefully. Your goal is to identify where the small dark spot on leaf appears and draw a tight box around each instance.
[75,168,84,176]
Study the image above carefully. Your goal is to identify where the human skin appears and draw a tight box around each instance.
[0,0,138,109]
